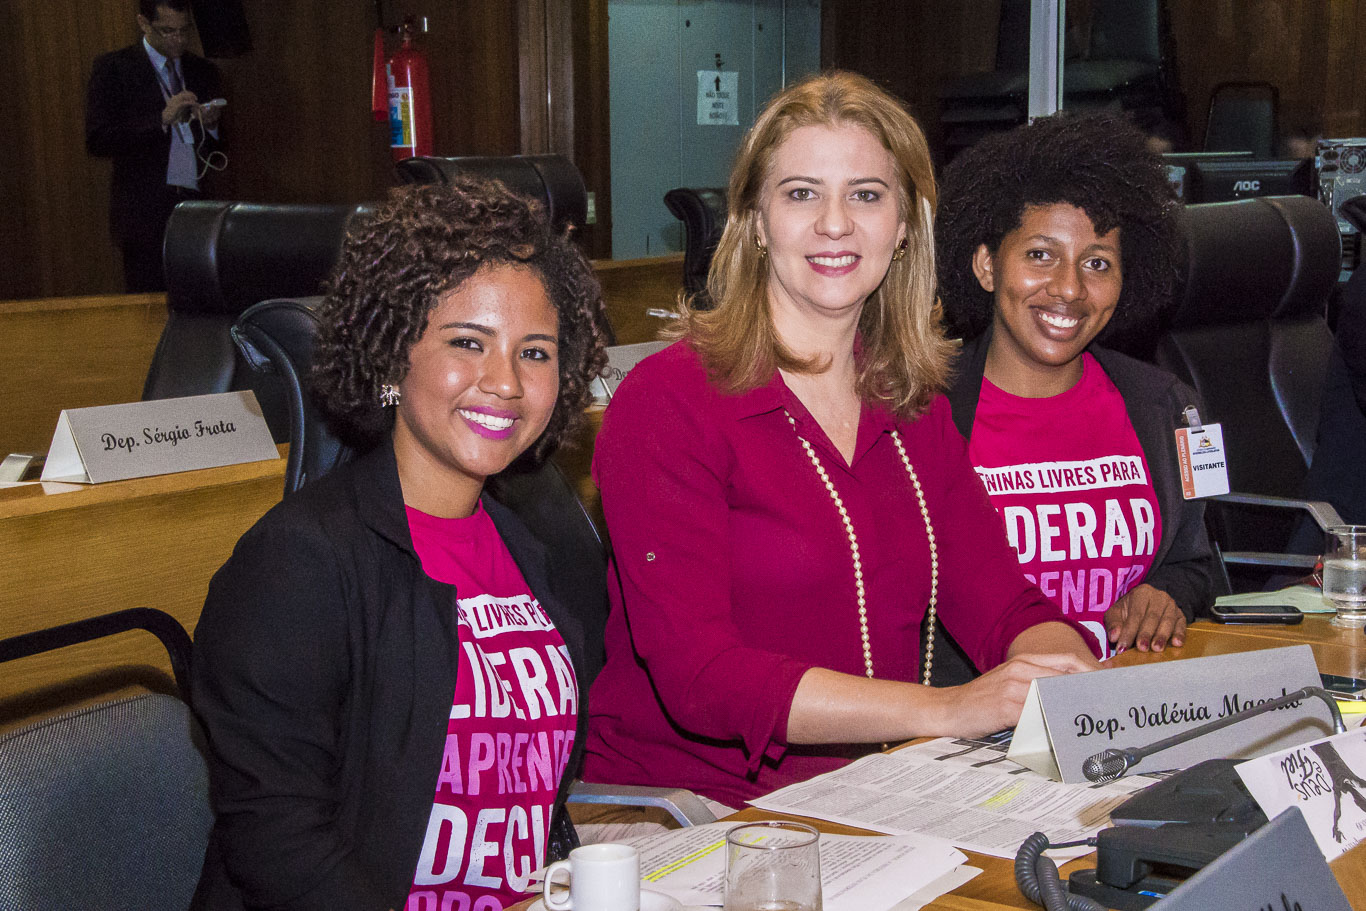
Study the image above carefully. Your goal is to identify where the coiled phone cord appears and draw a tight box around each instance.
[1014,832,1107,911]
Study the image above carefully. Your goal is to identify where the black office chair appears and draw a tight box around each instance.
[1293,235,1366,542]
[663,187,728,305]
[936,0,1030,157]
[394,154,589,233]
[230,296,713,826]
[145,201,368,442]
[0,609,210,911]
[1204,82,1278,158]
[230,296,349,495]
[1158,196,1343,583]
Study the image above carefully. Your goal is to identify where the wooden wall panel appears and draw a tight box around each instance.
[571,0,612,259]
[0,2,133,299]
[2,0,611,300]
[210,2,391,207]
[820,0,1366,163]
[1167,0,1361,149]
[820,0,1000,159]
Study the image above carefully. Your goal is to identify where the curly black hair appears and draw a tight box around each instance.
[311,179,610,460]
[936,112,1183,349]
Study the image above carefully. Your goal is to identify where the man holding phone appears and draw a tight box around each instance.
[86,0,225,292]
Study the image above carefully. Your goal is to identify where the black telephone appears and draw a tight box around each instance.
[1067,759,1267,910]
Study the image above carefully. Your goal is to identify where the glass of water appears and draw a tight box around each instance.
[1323,526,1366,627]
[724,821,822,911]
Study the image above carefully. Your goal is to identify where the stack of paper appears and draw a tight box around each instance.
[749,737,1153,860]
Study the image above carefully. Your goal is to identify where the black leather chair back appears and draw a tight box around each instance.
[1087,0,1162,64]
[1158,196,1342,552]
[394,155,589,232]
[663,187,727,304]
[145,201,368,441]
[231,297,352,493]
[1205,82,1278,157]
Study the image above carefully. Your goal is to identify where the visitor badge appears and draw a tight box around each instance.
[1175,419,1230,499]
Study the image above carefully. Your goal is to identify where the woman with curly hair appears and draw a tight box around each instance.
[934,113,1216,681]
[191,178,610,911]
[583,72,1099,810]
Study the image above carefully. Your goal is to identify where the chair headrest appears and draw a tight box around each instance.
[663,188,728,236]
[163,202,369,317]
[1173,196,1341,327]
[231,296,325,377]
[393,154,589,232]
[232,297,357,494]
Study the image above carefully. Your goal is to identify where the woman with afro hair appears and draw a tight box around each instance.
[191,178,610,911]
[933,112,1217,683]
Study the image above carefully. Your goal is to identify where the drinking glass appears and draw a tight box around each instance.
[1323,525,1366,627]
[724,821,822,911]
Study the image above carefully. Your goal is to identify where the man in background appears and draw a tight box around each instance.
[86,0,224,292]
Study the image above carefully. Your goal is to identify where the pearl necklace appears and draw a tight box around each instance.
[785,413,939,684]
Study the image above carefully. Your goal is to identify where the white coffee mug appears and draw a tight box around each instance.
[543,843,641,911]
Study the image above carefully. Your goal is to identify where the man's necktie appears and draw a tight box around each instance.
[165,59,184,95]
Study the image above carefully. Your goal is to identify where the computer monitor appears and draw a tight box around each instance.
[1163,152,1252,203]
[1188,157,1314,203]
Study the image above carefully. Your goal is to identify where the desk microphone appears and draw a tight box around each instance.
[1082,686,1346,782]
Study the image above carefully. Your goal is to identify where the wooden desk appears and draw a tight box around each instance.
[2,255,681,461]
[1193,615,1366,676]
[0,449,285,730]
[594,254,684,346]
[732,619,1366,910]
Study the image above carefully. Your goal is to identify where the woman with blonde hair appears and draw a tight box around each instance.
[584,72,1099,807]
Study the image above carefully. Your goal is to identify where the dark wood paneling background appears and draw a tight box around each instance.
[0,0,609,301]
[1169,0,1366,146]
[7,1,1366,300]
[822,0,1366,162]
[820,0,1001,159]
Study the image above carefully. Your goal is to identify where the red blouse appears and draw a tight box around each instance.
[583,341,1092,807]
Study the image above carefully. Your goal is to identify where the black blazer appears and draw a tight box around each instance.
[191,440,589,910]
[85,42,223,241]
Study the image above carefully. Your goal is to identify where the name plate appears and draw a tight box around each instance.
[40,391,279,484]
[1157,808,1351,911]
[1007,645,1328,782]
[589,341,671,406]
[1236,725,1366,861]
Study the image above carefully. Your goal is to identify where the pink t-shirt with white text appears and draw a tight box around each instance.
[968,354,1160,657]
[404,503,578,911]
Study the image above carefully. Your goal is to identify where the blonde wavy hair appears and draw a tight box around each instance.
[678,70,952,418]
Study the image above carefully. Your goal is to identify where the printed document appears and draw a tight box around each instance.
[748,737,1154,859]
[620,821,970,911]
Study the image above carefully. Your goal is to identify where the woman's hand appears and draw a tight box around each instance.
[1105,583,1186,652]
[933,651,1098,738]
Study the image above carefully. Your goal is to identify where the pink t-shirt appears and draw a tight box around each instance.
[404,503,578,911]
[968,354,1161,657]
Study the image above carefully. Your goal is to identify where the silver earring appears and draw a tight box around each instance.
[379,384,401,407]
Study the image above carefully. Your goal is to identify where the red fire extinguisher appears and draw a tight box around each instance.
[386,17,432,160]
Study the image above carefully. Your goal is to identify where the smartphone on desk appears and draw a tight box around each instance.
[1320,672,1366,698]
[1209,603,1303,624]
